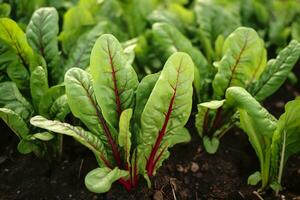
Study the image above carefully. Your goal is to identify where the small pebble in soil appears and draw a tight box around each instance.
[153,190,163,200]
[176,164,189,173]
[190,162,199,173]
[195,171,203,178]
[201,163,209,172]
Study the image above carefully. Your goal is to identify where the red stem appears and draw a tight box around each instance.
[203,109,210,134]
[146,91,176,177]
[211,107,223,132]
[107,41,122,117]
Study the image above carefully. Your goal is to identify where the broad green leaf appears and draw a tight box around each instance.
[0,3,11,17]
[134,72,160,130]
[26,7,61,83]
[270,99,300,187]
[213,27,267,99]
[90,34,139,129]
[152,22,211,101]
[0,18,33,68]
[0,82,33,119]
[0,108,29,139]
[195,105,208,138]
[85,167,128,193]
[194,2,240,61]
[59,0,97,53]
[39,85,66,119]
[248,171,262,186]
[199,100,225,109]
[17,139,34,154]
[139,52,194,175]
[165,127,191,147]
[32,132,54,141]
[30,66,49,110]
[226,87,276,140]
[64,68,115,158]
[203,136,220,154]
[30,116,109,167]
[48,94,70,121]
[251,40,300,101]
[63,21,126,74]
[121,0,157,37]
[0,19,33,90]
[148,9,185,33]
[226,87,276,188]
[118,109,132,165]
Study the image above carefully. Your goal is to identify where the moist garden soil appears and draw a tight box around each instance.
[1,66,300,200]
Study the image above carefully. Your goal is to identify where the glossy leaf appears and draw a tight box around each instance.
[118,109,132,165]
[85,167,128,193]
[0,82,33,120]
[30,66,49,110]
[270,99,300,188]
[251,40,300,101]
[38,85,68,120]
[0,108,29,139]
[152,22,210,101]
[139,52,194,176]
[64,67,115,157]
[30,116,109,167]
[90,34,139,129]
[63,21,125,74]
[133,72,160,130]
[213,27,267,99]
[26,7,60,82]
[0,18,32,90]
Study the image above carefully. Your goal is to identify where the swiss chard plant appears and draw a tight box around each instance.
[226,86,300,194]
[0,8,69,157]
[194,27,300,153]
[148,22,300,153]
[30,34,194,192]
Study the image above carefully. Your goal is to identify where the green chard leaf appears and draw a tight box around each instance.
[0,18,33,90]
[138,52,194,177]
[118,109,133,165]
[30,116,109,167]
[0,108,29,139]
[30,66,49,110]
[59,0,97,53]
[26,7,61,84]
[63,21,125,74]
[213,27,267,99]
[64,68,116,160]
[226,86,277,188]
[85,167,128,193]
[270,99,300,191]
[194,2,240,62]
[250,40,300,101]
[90,34,139,130]
[134,72,160,129]
[38,85,69,120]
[152,22,211,101]
[0,82,33,120]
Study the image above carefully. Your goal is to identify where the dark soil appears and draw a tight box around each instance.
[1,65,300,200]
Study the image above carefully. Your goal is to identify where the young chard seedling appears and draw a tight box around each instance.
[30,34,194,193]
[226,86,300,194]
